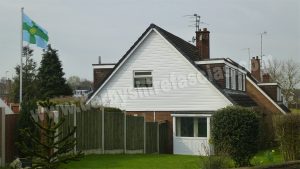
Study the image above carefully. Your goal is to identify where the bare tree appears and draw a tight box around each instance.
[267,58,300,105]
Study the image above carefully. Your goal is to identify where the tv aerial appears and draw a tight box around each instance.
[184,14,209,43]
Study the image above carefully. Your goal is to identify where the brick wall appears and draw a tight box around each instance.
[126,111,173,153]
[93,68,113,90]
[259,85,278,102]
[199,63,226,89]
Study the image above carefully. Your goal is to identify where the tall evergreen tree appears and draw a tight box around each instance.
[37,45,72,99]
[11,46,38,102]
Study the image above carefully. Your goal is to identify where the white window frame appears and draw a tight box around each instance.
[238,72,243,91]
[231,69,236,90]
[133,70,153,88]
[242,74,246,91]
[175,116,208,138]
[225,66,230,89]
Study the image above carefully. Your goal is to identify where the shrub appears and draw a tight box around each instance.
[274,114,300,161]
[254,108,277,150]
[211,106,260,167]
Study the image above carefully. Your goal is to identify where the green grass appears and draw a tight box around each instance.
[60,154,200,169]
[59,150,285,169]
[291,108,300,114]
[0,150,285,169]
[251,149,284,166]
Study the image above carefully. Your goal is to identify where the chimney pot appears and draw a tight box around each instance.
[98,56,102,64]
[203,28,207,31]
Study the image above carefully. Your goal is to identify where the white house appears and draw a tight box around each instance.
[87,24,289,155]
[0,98,13,115]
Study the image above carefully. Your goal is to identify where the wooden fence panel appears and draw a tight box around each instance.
[76,108,102,152]
[54,106,169,155]
[104,112,124,151]
[5,114,19,164]
[146,122,158,154]
[159,123,168,154]
[126,116,144,151]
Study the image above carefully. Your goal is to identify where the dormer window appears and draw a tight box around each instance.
[134,71,153,88]
[225,66,246,91]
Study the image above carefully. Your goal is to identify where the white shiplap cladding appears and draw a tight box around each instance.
[90,29,232,111]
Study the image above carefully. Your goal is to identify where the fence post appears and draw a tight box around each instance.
[73,105,77,153]
[101,106,105,154]
[157,122,159,154]
[143,113,146,154]
[0,107,5,166]
[124,111,127,154]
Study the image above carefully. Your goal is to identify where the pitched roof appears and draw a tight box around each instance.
[224,90,257,107]
[87,24,288,113]
[87,24,237,105]
[153,24,200,62]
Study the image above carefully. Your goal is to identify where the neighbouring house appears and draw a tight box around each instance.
[0,98,13,115]
[73,90,92,98]
[87,24,289,155]
[0,79,12,103]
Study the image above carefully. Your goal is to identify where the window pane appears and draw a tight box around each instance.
[198,118,207,137]
[135,71,152,76]
[225,67,230,89]
[134,77,153,88]
[231,69,236,90]
[176,117,194,137]
[238,73,243,91]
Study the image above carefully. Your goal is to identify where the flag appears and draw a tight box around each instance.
[22,13,49,48]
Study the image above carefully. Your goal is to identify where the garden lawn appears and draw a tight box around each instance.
[291,109,300,114]
[60,154,200,169]
[251,149,284,166]
[60,150,284,169]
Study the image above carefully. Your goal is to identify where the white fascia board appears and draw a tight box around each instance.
[258,83,282,88]
[171,114,212,117]
[93,65,115,69]
[195,60,247,74]
[153,29,233,106]
[258,83,278,86]
[246,76,286,115]
[195,60,224,64]
[86,28,154,104]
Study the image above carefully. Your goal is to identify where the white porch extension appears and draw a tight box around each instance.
[172,114,213,156]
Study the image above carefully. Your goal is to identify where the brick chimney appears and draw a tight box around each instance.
[262,73,271,83]
[196,28,210,60]
[251,56,261,82]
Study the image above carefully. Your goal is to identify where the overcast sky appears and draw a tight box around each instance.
[0,0,299,81]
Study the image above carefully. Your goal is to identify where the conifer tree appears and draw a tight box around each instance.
[37,45,72,99]
[11,46,38,102]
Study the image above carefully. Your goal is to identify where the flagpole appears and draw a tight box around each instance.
[20,7,24,105]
